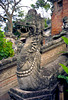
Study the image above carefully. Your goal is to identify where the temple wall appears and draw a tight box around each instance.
[51,0,68,35]
[0,57,18,97]
[51,10,63,35]
[41,43,66,66]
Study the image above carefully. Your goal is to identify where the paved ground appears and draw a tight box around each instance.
[0,93,10,100]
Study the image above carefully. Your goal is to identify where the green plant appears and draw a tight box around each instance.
[58,36,68,84]
[59,64,68,74]
[57,36,68,94]
[0,28,14,60]
[58,63,68,83]
[62,36,68,45]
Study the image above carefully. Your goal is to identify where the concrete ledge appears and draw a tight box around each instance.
[0,56,18,96]
[0,56,17,71]
[41,42,66,66]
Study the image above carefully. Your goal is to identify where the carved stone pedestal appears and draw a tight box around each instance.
[9,82,59,100]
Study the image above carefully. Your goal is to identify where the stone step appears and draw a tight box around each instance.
[9,82,58,100]
[9,91,52,100]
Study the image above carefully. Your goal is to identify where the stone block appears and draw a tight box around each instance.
[9,82,59,100]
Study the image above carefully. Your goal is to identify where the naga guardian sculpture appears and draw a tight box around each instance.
[16,25,49,91]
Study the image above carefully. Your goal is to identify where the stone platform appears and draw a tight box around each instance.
[9,82,59,100]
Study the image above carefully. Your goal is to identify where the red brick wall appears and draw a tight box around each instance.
[51,0,68,35]
[63,0,68,18]
[51,2,63,35]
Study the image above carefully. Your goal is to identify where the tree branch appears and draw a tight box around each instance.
[0,15,9,21]
[0,0,6,7]
[0,18,7,24]
[0,3,10,17]
[16,0,22,5]
[11,0,22,16]
[6,0,9,10]
[0,3,5,10]
[14,0,16,4]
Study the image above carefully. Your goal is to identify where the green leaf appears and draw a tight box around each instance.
[58,75,68,83]
[62,36,68,45]
[58,75,67,79]
[58,51,68,54]
[59,63,68,74]
[66,90,68,92]
[44,3,50,11]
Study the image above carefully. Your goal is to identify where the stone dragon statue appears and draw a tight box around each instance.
[16,25,50,91]
[16,17,68,91]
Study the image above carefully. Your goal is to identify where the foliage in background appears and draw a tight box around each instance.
[12,10,26,37]
[18,11,24,18]
[0,28,14,60]
[45,19,48,28]
[0,0,22,33]
[31,0,50,12]
[4,10,25,37]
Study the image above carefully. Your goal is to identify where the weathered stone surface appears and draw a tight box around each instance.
[41,38,64,52]
[26,9,45,33]
[41,42,66,66]
[9,82,59,100]
[63,17,68,29]
[0,56,17,70]
[17,35,42,90]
